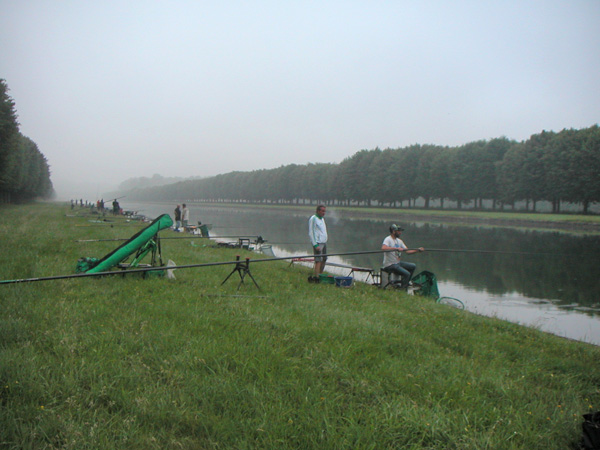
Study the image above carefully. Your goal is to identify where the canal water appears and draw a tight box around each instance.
[123,202,600,345]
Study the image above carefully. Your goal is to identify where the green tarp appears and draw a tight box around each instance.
[85,214,173,274]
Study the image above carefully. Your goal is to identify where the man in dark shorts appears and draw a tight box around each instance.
[308,205,328,283]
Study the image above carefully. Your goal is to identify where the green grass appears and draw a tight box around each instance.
[1,203,599,449]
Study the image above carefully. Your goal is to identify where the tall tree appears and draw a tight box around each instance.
[482,138,512,209]
[429,148,454,209]
[0,80,20,196]
[449,142,485,209]
[542,129,580,212]
[415,145,445,208]
[514,131,555,211]
[571,126,600,214]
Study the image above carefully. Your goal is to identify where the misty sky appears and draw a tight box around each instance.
[1,1,599,200]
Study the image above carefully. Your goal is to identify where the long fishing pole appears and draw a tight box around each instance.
[75,235,262,242]
[73,234,561,257]
[262,243,555,256]
[0,249,404,285]
[1,246,559,286]
[425,248,556,256]
[75,224,143,228]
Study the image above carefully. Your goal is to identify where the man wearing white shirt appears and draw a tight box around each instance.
[308,205,328,283]
[381,224,424,288]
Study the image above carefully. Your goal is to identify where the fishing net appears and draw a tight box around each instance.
[412,270,440,299]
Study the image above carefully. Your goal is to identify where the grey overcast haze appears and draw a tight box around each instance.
[1,1,599,200]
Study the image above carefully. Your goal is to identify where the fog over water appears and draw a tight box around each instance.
[2,2,599,200]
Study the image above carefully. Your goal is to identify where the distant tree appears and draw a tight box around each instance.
[336,150,377,205]
[375,149,400,206]
[478,138,513,209]
[415,145,446,208]
[497,142,525,209]
[363,147,382,206]
[499,131,555,211]
[449,142,485,209]
[120,126,598,213]
[542,129,581,213]
[524,131,555,211]
[0,80,20,198]
[118,174,190,191]
[0,80,53,202]
[571,126,600,214]
[394,145,422,207]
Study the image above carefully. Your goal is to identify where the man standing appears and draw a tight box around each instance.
[112,199,120,215]
[381,224,424,288]
[174,205,182,231]
[308,205,328,283]
[181,204,190,229]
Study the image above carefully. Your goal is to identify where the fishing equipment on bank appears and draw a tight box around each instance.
[76,213,173,276]
[411,270,440,298]
[410,270,465,309]
[2,234,462,307]
[1,249,417,285]
[76,234,264,244]
[220,255,261,290]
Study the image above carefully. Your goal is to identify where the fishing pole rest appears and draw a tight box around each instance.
[220,255,261,290]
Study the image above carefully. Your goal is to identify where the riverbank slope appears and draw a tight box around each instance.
[1,202,599,449]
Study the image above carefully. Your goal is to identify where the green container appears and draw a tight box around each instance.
[199,224,210,237]
[319,274,335,284]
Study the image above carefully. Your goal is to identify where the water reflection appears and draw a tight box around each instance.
[124,202,600,344]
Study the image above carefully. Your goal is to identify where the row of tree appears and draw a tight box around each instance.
[0,79,54,203]
[126,125,599,213]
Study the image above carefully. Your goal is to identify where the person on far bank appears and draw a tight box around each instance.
[181,204,190,229]
[308,205,328,283]
[381,224,424,288]
[174,205,182,231]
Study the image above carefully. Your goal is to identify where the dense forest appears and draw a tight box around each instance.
[125,126,600,214]
[118,174,205,191]
[0,79,54,203]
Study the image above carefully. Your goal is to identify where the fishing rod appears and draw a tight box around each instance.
[75,234,262,243]
[258,243,557,257]
[424,248,556,256]
[75,223,143,228]
[0,248,405,285]
[3,246,556,286]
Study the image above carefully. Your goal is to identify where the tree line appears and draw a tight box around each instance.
[125,125,599,214]
[0,79,54,203]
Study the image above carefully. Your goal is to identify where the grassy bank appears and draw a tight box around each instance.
[1,203,599,449]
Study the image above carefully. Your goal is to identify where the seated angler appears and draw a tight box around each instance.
[381,224,424,288]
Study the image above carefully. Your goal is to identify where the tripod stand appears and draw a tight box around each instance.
[221,256,261,290]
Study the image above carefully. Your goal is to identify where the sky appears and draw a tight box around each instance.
[1,1,599,200]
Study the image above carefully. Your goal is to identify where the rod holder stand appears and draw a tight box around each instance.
[220,256,261,290]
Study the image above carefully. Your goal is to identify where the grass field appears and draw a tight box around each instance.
[1,203,599,449]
